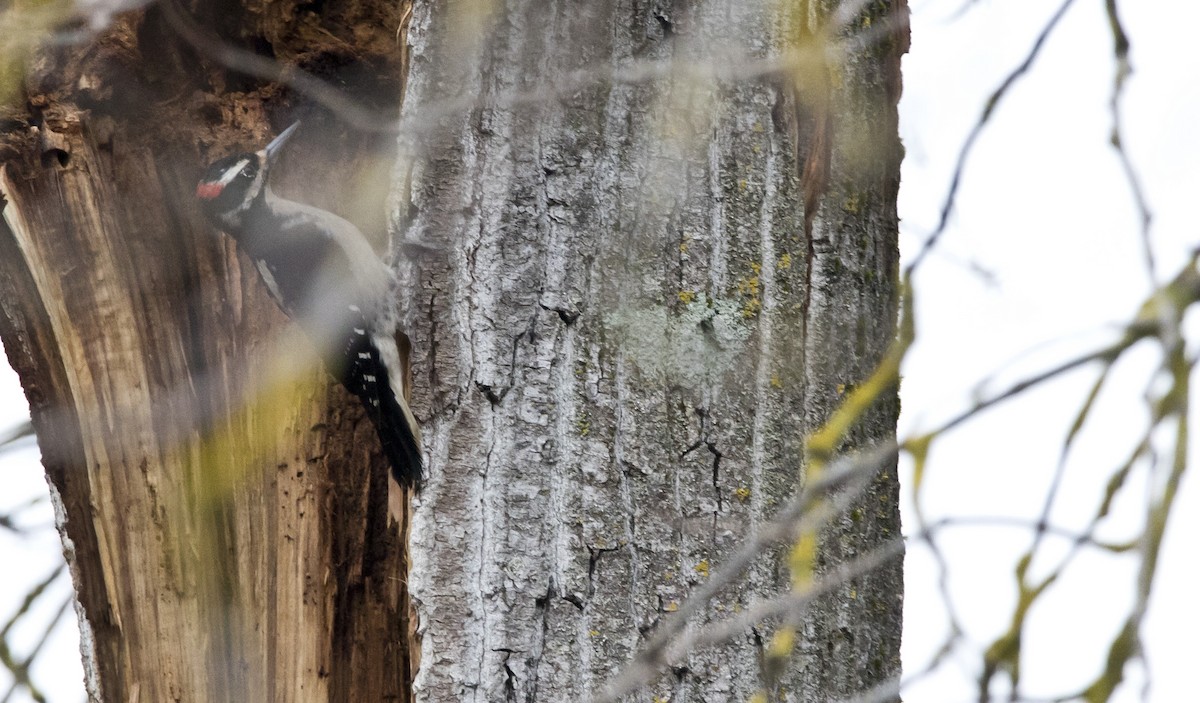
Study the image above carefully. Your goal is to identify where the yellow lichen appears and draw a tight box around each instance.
[736,265,763,318]
[768,628,795,658]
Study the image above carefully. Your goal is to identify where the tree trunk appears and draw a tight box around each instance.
[395,0,907,700]
[0,1,415,700]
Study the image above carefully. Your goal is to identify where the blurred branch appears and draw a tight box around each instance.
[671,536,906,662]
[0,596,71,703]
[1078,263,1195,703]
[0,495,47,535]
[1103,0,1154,281]
[0,565,67,703]
[0,421,33,453]
[971,255,1200,701]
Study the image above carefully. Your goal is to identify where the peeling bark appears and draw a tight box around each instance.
[395,0,907,701]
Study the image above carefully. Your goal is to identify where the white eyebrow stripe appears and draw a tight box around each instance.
[218,159,249,187]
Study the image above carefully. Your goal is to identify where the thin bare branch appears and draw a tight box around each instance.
[0,565,66,703]
[907,0,1078,274]
[1103,0,1155,281]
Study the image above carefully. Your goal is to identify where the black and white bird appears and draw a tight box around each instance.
[196,122,423,489]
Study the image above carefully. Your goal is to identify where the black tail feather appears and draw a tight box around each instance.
[336,324,424,490]
[371,378,424,488]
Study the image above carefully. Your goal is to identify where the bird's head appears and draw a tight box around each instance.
[196,122,299,225]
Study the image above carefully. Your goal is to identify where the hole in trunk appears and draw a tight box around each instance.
[41,149,69,168]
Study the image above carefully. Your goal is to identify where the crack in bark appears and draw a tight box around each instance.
[707,440,723,513]
[479,312,542,405]
[697,402,724,515]
[474,408,498,703]
[586,545,618,601]
[475,381,504,406]
[653,9,674,39]
[681,406,725,512]
[750,625,768,689]
[526,582,556,702]
[426,291,444,412]
[537,300,578,325]
[501,651,518,703]
[679,438,705,458]
[561,593,584,611]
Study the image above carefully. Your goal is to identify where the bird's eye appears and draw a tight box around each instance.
[241,165,254,177]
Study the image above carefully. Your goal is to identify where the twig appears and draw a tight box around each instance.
[1103,0,1154,281]
[907,0,1079,274]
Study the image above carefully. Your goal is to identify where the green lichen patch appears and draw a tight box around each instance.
[604,292,753,385]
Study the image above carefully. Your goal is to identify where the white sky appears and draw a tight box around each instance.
[1,0,1198,700]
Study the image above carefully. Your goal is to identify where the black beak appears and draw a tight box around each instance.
[263,122,300,163]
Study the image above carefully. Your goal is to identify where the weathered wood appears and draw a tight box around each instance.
[0,1,414,700]
[394,0,907,700]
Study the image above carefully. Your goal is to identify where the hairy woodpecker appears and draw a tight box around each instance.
[196,122,423,489]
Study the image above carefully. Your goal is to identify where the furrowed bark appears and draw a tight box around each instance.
[394,0,908,700]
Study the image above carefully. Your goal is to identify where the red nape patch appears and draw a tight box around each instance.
[196,182,223,200]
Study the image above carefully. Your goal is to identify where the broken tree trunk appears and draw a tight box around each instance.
[0,1,415,700]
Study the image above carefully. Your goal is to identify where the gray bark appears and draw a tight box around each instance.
[393,0,906,700]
